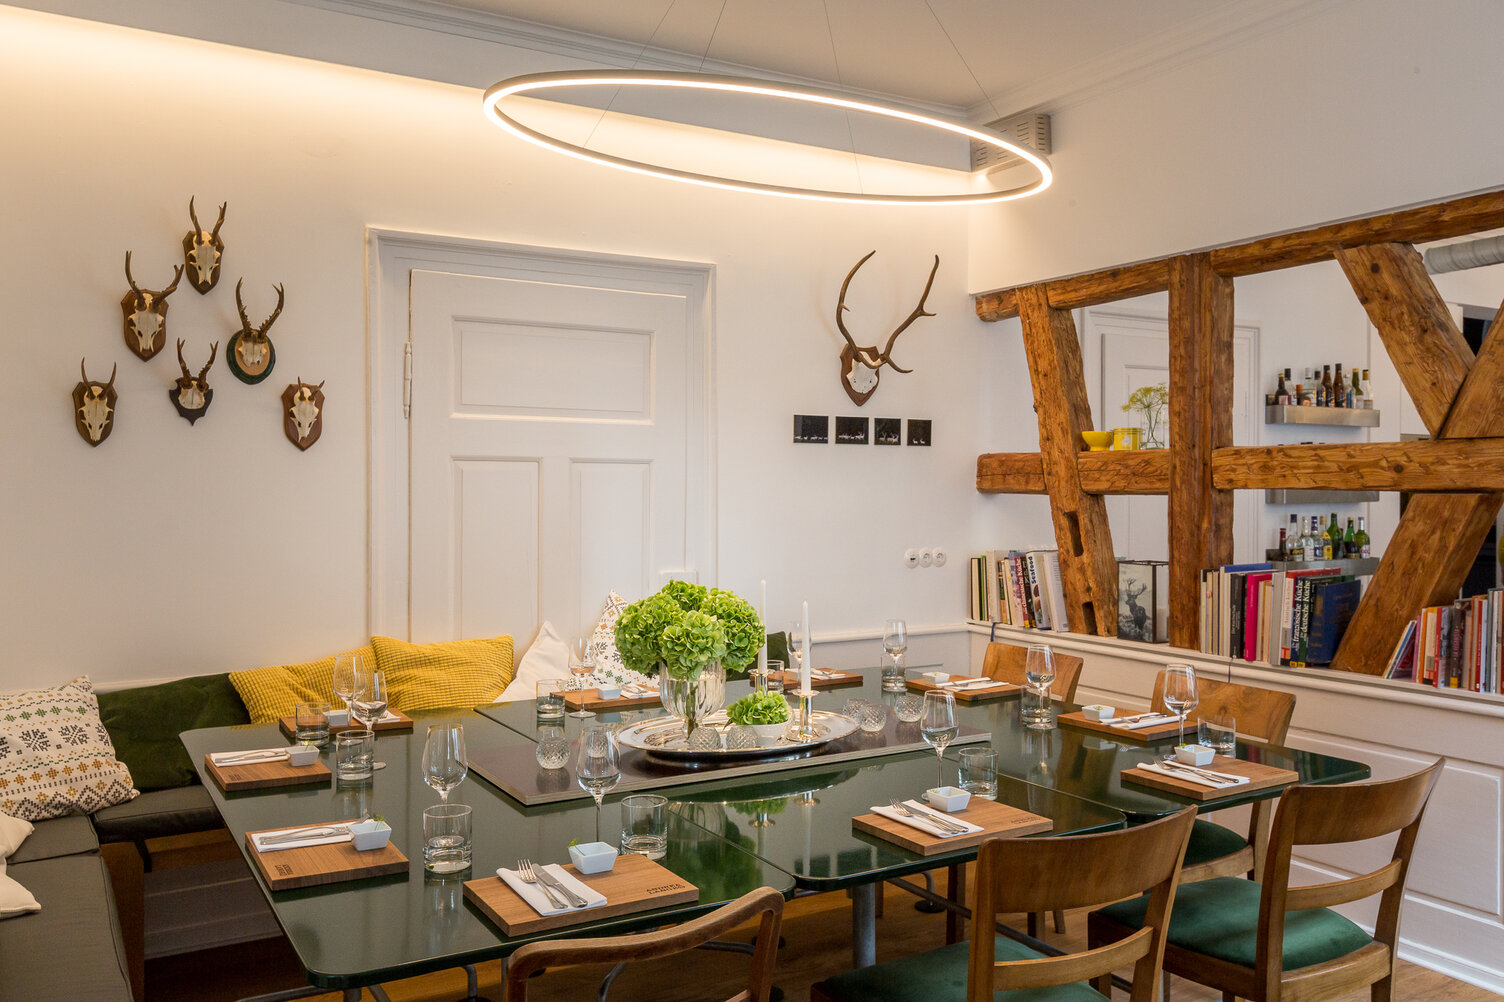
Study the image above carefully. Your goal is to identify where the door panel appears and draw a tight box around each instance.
[456,459,540,638]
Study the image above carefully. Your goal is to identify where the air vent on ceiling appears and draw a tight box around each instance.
[971,112,1051,174]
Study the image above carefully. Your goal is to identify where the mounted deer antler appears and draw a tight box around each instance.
[834,251,939,405]
[183,196,228,294]
[228,279,285,384]
[169,339,218,424]
[74,358,119,446]
[121,251,184,361]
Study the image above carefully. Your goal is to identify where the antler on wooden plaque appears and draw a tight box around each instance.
[834,251,939,406]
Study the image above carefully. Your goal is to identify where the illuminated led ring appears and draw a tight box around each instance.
[482,70,1053,206]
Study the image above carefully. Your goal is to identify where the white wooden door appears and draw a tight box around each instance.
[401,265,698,644]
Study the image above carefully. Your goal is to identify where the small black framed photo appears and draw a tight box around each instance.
[835,416,869,444]
[874,417,902,445]
[793,414,829,444]
[906,419,932,447]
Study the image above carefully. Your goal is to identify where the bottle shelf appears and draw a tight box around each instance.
[1264,488,1380,504]
[1259,555,1381,574]
[1265,404,1380,427]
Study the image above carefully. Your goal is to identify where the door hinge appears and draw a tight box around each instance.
[402,342,413,419]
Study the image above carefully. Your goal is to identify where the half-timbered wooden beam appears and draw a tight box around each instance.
[1212,439,1504,492]
[1016,285,1118,636]
[1167,254,1234,649]
[975,261,1170,321]
[977,450,1171,495]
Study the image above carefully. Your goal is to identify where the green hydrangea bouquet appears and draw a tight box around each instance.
[614,583,764,682]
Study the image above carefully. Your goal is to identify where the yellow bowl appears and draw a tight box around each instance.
[1081,430,1114,451]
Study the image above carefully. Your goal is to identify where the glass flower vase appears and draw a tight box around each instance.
[657,661,726,737]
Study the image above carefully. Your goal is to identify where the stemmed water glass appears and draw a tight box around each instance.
[332,652,359,718]
[1023,643,1056,723]
[352,667,388,769]
[785,623,804,678]
[1161,663,1199,751]
[575,723,621,844]
[920,691,958,790]
[421,723,467,803]
[568,637,596,719]
[883,619,908,669]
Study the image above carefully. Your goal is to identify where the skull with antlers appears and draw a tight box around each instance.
[169,339,218,424]
[181,197,227,294]
[120,252,183,361]
[227,279,284,384]
[834,250,939,406]
[282,377,326,451]
[73,358,118,446]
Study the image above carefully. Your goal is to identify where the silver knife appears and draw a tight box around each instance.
[215,750,289,765]
[904,801,970,833]
[1159,760,1241,784]
[535,867,588,907]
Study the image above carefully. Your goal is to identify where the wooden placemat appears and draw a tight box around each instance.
[245,825,408,890]
[905,675,1020,702]
[205,755,331,793]
[1058,710,1183,743]
[463,852,699,936]
[277,709,414,740]
[564,688,662,711]
[852,798,1052,855]
[774,669,863,690]
[1120,756,1299,802]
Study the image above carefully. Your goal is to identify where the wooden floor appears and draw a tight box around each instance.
[147,881,1494,1002]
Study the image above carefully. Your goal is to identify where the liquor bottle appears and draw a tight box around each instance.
[1286,513,1301,559]
[1320,365,1334,407]
[1350,367,1362,409]
[1343,517,1356,557]
[1276,368,1290,405]
[1355,516,1371,558]
[1361,368,1372,408]
[1277,525,1287,559]
[1304,517,1322,562]
[1333,363,1345,407]
[1295,381,1310,406]
[1326,511,1341,558]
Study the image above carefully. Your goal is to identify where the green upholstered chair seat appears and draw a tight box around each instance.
[813,934,1104,1002]
[1183,818,1250,867]
[1096,876,1373,971]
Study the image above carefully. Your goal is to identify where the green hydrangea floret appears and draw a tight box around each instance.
[659,610,728,680]
[613,593,685,673]
[727,691,790,726]
[701,589,764,670]
[660,579,708,611]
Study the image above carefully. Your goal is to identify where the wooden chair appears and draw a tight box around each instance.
[1150,676,1296,883]
[503,886,784,1002]
[1088,759,1444,1002]
[811,807,1197,1002]
[982,642,1084,702]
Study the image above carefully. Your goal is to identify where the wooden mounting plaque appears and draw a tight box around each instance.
[905,675,1020,702]
[853,798,1052,855]
[245,827,407,891]
[1058,710,1182,743]
[463,853,699,937]
[205,755,331,793]
[277,709,414,740]
[563,688,661,711]
[1120,755,1299,802]
[774,669,863,690]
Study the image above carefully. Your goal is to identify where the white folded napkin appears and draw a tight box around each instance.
[810,669,841,680]
[1136,761,1249,789]
[497,864,608,916]
[1110,714,1181,731]
[870,800,984,839]
[941,677,1006,691]
[250,821,356,853]
[621,684,657,698]
[210,748,288,766]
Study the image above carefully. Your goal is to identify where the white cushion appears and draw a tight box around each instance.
[494,621,570,702]
[0,862,40,919]
[0,813,31,860]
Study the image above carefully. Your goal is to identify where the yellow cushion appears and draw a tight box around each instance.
[371,635,515,712]
[229,645,375,724]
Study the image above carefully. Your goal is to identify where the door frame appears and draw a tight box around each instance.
[366,229,716,640]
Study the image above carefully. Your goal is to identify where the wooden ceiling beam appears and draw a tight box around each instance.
[1212,439,1504,492]
[977,450,1172,495]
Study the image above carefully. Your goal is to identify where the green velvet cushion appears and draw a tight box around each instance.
[97,674,250,791]
[813,933,1104,1002]
[1096,877,1373,971]
[1183,819,1250,867]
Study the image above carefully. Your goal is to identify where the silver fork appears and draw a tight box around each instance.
[517,859,567,909]
[888,798,966,833]
[1158,760,1237,785]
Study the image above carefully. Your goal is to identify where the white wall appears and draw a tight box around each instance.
[0,5,1046,688]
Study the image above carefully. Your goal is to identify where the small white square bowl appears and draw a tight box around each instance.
[924,786,972,812]
[596,685,621,700]
[1175,743,1216,766]
[923,671,950,684]
[326,709,350,727]
[287,745,319,767]
[1082,704,1116,722]
[349,820,391,851]
[568,841,618,874]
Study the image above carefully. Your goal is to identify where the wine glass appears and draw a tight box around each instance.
[920,691,958,790]
[352,667,388,768]
[883,619,908,669]
[421,723,467,803]
[332,652,359,716]
[785,623,804,678]
[575,723,621,843]
[568,637,596,719]
[1161,663,1199,751]
[1023,644,1056,723]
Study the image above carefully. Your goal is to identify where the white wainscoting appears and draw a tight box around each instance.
[970,623,1504,993]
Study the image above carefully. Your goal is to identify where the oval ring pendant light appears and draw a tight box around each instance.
[482,70,1053,206]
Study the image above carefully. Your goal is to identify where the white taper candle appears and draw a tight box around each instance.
[801,600,812,694]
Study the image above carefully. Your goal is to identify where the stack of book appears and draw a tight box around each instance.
[1199,561,1366,667]
[1383,591,1502,692]
[968,549,1070,633]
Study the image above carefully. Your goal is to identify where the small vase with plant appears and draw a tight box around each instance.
[727,690,792,745]
[1123,382,1169,449]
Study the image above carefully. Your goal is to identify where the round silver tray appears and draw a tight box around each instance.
[615,710,858,761]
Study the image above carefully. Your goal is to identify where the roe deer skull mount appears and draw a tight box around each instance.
[169,338,218,424]
[181,196,227,294]
[120,251,183,361]
[228,278,283,384]
[834,250,939,406]
[73,358,118,447]
[282,377,325,451]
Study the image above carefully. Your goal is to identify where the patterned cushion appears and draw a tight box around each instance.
[229,645,374,724]
[371,635,515,712]
[0,677,138,821]
[587,591,656,689]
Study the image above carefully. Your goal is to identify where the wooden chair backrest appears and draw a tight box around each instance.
[504,885,784,1002]
[982,642,1084,702]
[1150,675,1294,744]
[967,807,1196,1002]
[1254,759,1444,999]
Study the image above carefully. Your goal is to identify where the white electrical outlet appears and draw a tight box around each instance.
[919,548,934,567]
[904,549,920,568]
[933,548,947,567]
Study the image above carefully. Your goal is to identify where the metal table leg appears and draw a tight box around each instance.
[851,882,878,969]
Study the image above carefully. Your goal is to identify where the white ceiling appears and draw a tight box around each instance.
[406,0,1273,114]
